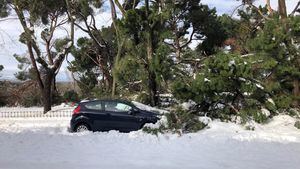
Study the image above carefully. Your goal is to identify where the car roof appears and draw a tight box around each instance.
[80,99,136,107]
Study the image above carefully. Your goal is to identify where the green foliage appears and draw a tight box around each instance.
[54,38,71,53]
[115,55,144,87]
[91,86,113,99]
[22,93,42,107]
[287,109,300,118]
[152,44,175,85]
[144,107,207,135]
[4,0,68,24]
[172,53,273,123]
[192,6,227,55]
[0,0,10,18]
[295,121,300,130]
[117,4,170,102]
[143,124,166,135]
[63,90,79,103]
[249,16,300,108]
[69,26,116,96]
[162,0,227,55]
[72,0,103,20]
[273,95,293,109]
[165,107,207,133]
[218,14,239,39]
[245,125,255,131]
[76,72,98,98]
[13,54,37,81]
[136,93,151,105]
[253,110,269,124]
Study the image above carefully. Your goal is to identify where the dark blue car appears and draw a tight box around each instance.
[70,99,159,132]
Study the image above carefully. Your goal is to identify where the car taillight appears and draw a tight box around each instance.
[73,105,81,115]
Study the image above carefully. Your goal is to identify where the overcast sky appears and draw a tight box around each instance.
[0,0,298,81]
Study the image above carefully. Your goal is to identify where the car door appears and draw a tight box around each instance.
[104,101,142,132]
[83,101,111,131]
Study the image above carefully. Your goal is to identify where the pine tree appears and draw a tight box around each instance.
[117,0,169,106]
[172,52,274,122]
[69,26,117,95]
[68,27,117,97]
[249,16,300,108]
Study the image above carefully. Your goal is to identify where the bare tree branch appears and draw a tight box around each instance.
[290,1,300,16]
[181,29,195,48]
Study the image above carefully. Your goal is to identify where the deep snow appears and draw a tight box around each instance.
[0,115,300,169]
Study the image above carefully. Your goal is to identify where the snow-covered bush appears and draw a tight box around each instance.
[294,121,300,130]
[249,17,300,109]
[143,107,207,135]
[287,109,300,118]
[172,53,276,124]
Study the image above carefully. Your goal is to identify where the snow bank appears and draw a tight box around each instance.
[205,115,300,143]
[0,103,75,113]
[0,115,300,169]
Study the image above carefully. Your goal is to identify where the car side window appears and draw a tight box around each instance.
[84,101,103,110]
[105,102,132,112]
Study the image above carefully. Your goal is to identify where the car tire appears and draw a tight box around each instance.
[75,123,90,132]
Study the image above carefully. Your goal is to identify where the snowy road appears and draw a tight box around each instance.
[0,117,300,169]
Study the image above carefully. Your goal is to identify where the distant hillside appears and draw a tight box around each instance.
[0,69,73,82]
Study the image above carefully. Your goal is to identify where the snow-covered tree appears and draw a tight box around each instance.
[172,53,274,123]
[0,0,75,112]
[249,16,300,108]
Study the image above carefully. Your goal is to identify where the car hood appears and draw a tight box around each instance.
[138,109,160,117]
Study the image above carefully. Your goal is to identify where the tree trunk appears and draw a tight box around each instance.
[42,71,54,113]
[266,0,273,15]
[103,70,113,91]
[52,75,58,94]
[175,35,181,59]
[109,0,124,97]
[146,39,158,106]
[145,0,159,106]
[278,0,287,18]
[293,79,299,107]
[97,55,113,91]
[112,41,124,96]
[146,33,157,106]
[112,72,117,97]
[148,69,158,106]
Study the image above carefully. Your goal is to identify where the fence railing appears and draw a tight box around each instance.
[0,110,73,118]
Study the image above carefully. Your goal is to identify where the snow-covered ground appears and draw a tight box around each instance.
[0,114,300,169]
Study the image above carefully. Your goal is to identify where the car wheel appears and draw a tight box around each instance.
[75,123,90,132]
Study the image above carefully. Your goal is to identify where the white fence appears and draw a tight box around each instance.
[0,110,73,118]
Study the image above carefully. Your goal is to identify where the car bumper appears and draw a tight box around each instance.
[69,118,76,132]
